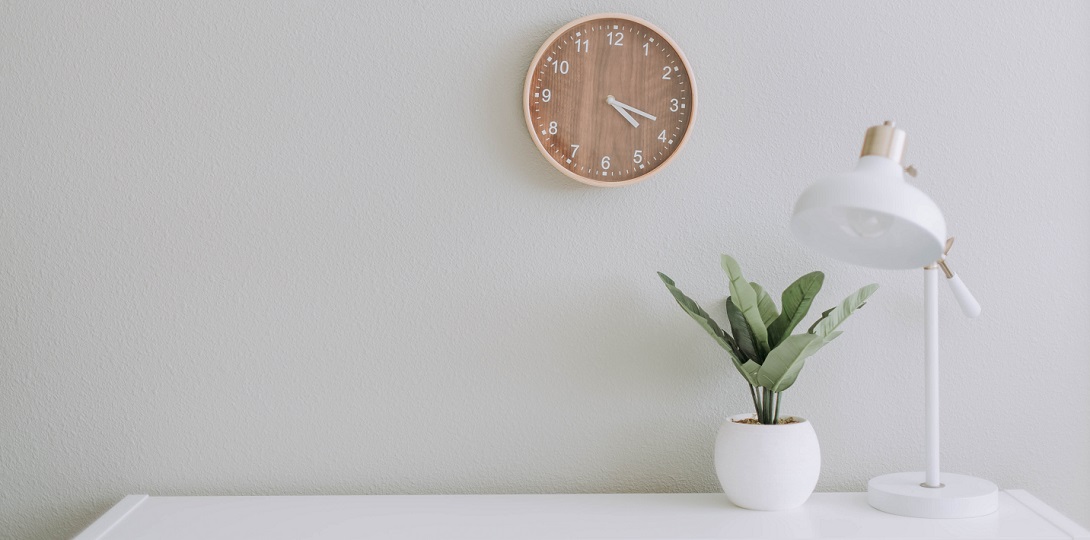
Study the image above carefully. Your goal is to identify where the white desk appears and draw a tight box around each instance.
[75,491,1089,540]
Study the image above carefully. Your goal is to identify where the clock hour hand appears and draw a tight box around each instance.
[610,97,658,122]
[606,95,640,128]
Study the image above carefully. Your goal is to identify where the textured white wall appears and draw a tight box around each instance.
[2,2,1088,538]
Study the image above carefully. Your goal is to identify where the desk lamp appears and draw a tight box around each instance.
[791,121,999,518]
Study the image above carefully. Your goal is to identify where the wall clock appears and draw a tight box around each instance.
[523,13,696,187]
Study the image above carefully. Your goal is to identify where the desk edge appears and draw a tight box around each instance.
[1007,490,1090,539]
[69,490,1090,539]
[71,495,148,540]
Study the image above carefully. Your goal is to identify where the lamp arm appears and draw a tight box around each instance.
[938,260,981,318]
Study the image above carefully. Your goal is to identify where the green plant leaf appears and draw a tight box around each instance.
[756,334,825,392]
[658,272,759,386]
[809,283,879,338]
[750,282,779,328]
[658,272,733,351]
[767,271,824,347]
[806,307,835,334]
[756,328,847,393]
[734,359,762,387]
[720,255,770,357]
[726,297,759,362]
[739,359,761,384]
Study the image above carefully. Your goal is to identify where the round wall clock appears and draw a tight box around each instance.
[523,13,697,187]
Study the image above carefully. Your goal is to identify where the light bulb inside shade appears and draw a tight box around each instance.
[792,205,946,269]
[841,209,895,239]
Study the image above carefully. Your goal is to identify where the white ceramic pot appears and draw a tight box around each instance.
[714,413,821,511]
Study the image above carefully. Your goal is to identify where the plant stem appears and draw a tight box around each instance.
[762,388,772,424]
[758,390,767,425]
[773,392,782,424]
[757,388,765,421]
[748,384,760,418]
[767,390,776,425]
[768,391,774,425]
[767,389,774,424]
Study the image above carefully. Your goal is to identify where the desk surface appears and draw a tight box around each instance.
[76,491,1090,540]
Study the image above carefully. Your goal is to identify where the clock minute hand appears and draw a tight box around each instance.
[614,100,657,121]
[606,95,640,128]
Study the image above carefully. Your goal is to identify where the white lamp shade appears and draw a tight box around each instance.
[792,155,947,270]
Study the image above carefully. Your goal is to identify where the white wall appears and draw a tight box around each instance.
[2,2,1088,538]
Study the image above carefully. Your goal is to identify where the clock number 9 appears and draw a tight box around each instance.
[608,32,623,46]
[601,156,611,170]
[548,122,558,135]
[670,99,679,112]
[541,89,551,102]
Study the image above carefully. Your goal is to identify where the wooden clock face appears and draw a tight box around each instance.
[524,14,696,187]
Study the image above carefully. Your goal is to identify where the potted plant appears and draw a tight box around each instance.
[658,254,877,511]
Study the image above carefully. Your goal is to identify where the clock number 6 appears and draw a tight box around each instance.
[601,156,611,170]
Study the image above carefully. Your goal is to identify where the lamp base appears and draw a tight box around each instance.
[867,472,998,518]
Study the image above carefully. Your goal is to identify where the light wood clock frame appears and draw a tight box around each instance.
[523,13,697,187]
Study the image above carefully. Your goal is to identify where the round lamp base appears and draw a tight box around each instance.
[868,472,999,518]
